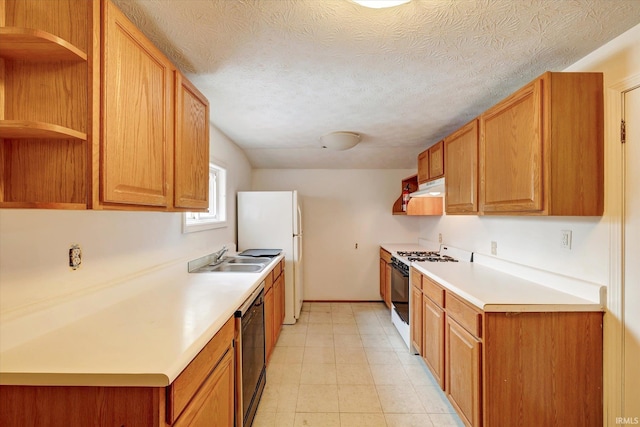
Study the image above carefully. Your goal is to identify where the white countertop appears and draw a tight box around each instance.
[0,254,283,387]
[381,243,603,312]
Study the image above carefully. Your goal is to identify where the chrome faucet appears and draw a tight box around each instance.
[211,246,228,264]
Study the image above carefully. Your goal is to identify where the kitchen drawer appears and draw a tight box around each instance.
[167,316,234,424]
[274,259,283,279]
[446,292,482,338]
[422,275,445,308]
[265,269,274,292]
[380,248,392,264]
[411,268,422,290]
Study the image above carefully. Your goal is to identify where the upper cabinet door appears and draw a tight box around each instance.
[417,149,429,184]
[480,79,542,213]
[174,72,210,210]
[101,0,174,207]
[428,141,444,180]
[445,120,478,214]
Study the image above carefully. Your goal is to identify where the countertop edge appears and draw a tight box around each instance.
[412,261,605,313]
[0,253,284,387]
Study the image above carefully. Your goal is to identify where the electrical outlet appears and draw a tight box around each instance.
[491,241,497,256]
[438,233,443,244]
[561,230,572,250]
[69,244,82,270]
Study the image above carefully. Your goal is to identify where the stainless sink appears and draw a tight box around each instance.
[190,255,270,273]
[225,257,271,264]
[204,263,265,273]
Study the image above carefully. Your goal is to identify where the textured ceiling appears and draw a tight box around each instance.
[112,0,640,169]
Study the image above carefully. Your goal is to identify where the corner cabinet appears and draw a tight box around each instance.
[479,72,603,216]
[0,0,210,211]
[0,0,99,209]
[445,120,478,214]
[410,268,603,427]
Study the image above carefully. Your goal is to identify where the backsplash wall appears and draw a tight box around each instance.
[0,126,252,316]
[418,215,607,286]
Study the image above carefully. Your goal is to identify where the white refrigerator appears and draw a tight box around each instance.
[237,191,303,324]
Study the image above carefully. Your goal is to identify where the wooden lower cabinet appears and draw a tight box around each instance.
[274,273,284,341]
[265,260,286,363]
[446,316,482,427]
[0,317,236,427]
[410,283,423,353]
[174,350,234,427]
[483,312,603,427]
[422,294,445,389]
[379,249,392,308]
[264,286,275,363]
[411,269,603,427]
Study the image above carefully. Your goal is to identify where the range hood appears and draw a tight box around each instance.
[410,177,445,198]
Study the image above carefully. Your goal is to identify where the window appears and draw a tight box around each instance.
[183,162,227,232]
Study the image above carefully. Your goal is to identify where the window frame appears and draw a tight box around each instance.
[182,162,227,233]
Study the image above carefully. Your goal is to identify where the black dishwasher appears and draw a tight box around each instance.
[235,284,266,427]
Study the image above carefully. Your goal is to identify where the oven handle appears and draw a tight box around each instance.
[391,262,409,278]
[235,281,265,317]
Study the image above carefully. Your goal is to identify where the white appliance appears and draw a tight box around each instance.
[237,191,303,324]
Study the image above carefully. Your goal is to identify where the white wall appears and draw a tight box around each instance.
[0,125,252,316]
[252,169,421,301]
[565,23,640,426]
[418,24,640,287]
[419,215,607,284]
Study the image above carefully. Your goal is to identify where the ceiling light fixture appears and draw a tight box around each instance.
[351,0,411,9]
[320,132,361,151]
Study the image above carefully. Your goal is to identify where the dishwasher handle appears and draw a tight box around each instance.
[235,281,265,317]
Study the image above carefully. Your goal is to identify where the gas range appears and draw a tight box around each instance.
[389,244,473,351]
[393,246,473,267]
[396,250,459,263]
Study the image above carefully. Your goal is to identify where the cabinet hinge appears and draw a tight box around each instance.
[621,119,626,144]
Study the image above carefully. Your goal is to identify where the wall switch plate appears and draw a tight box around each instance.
[69,244,82,270]
[491,241,497,256]
[561,230,572,250]
[438,233,443,243]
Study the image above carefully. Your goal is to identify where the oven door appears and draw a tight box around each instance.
[390,263,409,324]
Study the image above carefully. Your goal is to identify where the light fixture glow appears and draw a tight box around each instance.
[352,0,411,8]
[320,132,361,151]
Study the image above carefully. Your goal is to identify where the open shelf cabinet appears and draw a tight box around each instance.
[392,174,443,216]
[0,0,98,209]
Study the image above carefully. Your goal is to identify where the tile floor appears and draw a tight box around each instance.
[253,302,465,427]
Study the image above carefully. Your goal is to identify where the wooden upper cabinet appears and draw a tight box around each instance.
[417,150,429,184]
[174,72,210,210]
[445,120,478,214]
[428,141,444,179]
[101,0,174,208]
[479,72,603,215]
[0,0,97,209]
[417,141,445,184]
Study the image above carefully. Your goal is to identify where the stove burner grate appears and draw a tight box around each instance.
[401,252,459,262]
